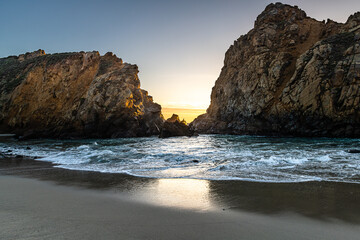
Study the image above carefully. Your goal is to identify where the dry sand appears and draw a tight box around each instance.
[1,157,360,240]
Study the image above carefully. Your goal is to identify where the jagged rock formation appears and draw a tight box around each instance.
[159,114,195,138]
[191,3,360,137]
[0,50,164,138]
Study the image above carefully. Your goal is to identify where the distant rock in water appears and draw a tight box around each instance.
[0,50,164,138]
[159,114,195,138]
[191,3,360,137]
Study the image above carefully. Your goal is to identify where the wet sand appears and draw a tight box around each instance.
[1,157,360,240]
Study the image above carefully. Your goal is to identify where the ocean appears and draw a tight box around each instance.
[1,135,360,183]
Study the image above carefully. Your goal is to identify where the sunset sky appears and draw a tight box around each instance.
[1,0,360,109]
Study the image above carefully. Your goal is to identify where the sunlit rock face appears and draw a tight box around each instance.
[0,50,164,138]
[191,3,360,137]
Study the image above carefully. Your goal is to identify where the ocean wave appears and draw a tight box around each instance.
[1,135,360,183]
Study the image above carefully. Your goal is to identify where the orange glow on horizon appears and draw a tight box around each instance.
[162,108,206,123]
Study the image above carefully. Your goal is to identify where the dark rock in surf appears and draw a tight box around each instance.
[348,149,360,153]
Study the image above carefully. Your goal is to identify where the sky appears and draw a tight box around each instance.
[1,0,360,109]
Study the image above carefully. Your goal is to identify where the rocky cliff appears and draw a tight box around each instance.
[191,3,360,137]
[0,50,164,138]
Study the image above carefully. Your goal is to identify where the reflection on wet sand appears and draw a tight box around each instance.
[208,180,360,223]
[140,178,212,211]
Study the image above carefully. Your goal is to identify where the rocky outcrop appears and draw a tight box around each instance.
[0,50,164,138]
[191,3,360,137]
[159,114,194,138]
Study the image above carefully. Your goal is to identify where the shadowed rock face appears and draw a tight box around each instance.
[191,3,360,137]
[0,50,164,138]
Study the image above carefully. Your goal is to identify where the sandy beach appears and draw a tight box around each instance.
[1,157,360,240]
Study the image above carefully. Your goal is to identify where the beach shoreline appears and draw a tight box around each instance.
[1,156,360,239]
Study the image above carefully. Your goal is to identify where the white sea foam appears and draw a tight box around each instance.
[1,135,360,183]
